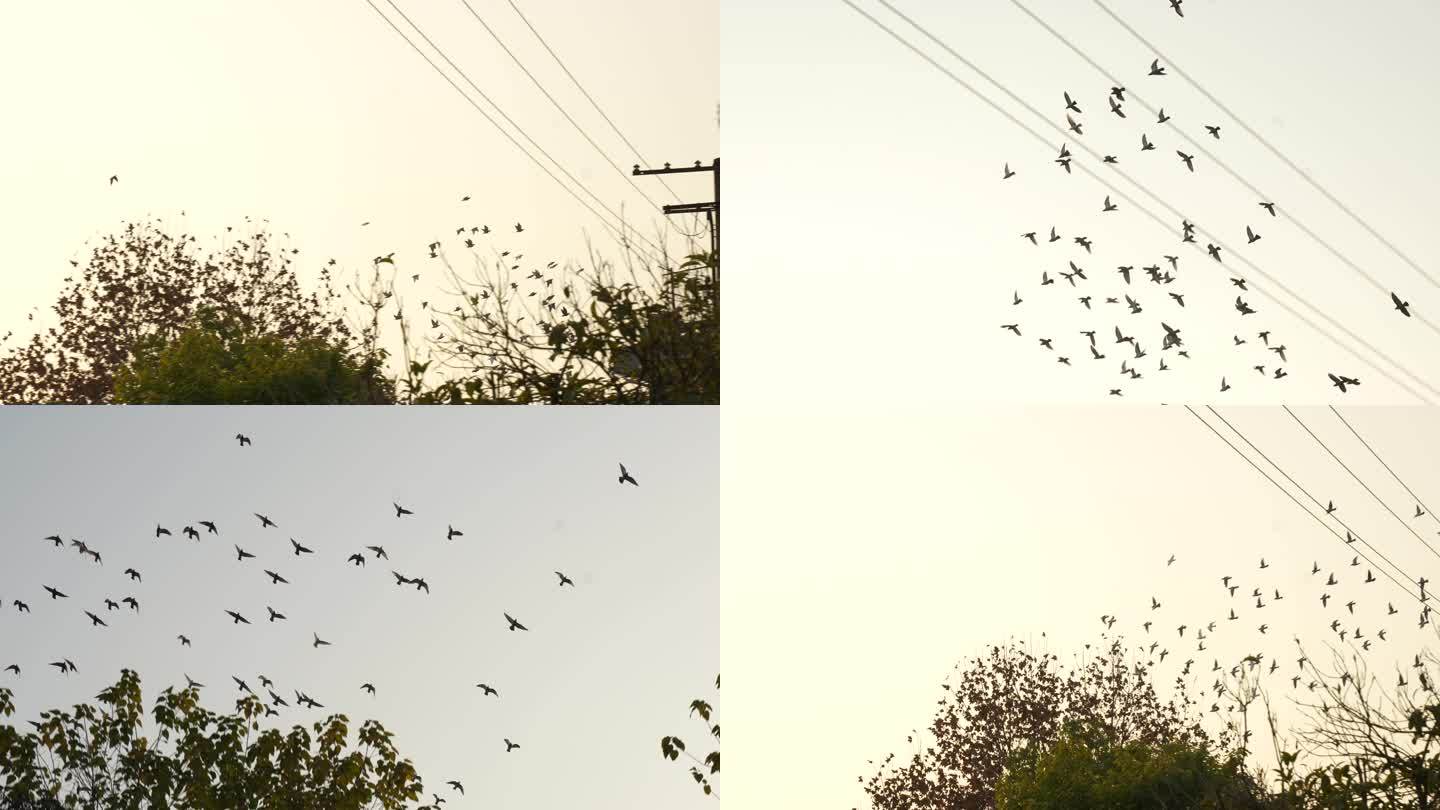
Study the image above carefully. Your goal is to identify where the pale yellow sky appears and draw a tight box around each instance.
[725,404,1440,808]
[0,1,716,362]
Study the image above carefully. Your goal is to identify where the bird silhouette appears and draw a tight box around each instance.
[235,545,255,561]
[199,520,218,534]
[267,606,286,622]
[313,632,331,648]
[236,434,251,446]
[362,683,376,695]
[367,545,389,560]
[394,502,413,517]
[505,613,529,632]
[504,739,520,752]
[447,781,465,795]
[254,513,276,528]
[1259,201,1276,216]
[556,571,575,587]
[347,553,366,566]
[225,610,250,625]
[109,175,119,185]
[264,570,289,585]
[478,683,499,696]
[1149,59,1166,76]
[447,525,463,540]
[1392,292,1412,317]
[1002,163,1015,180]
[515,223,524,232]
[155,524,171,538]
[122,597,138,612]
[178,635,191,647]
[290,538,313,556]
[1246,225,1261,244]
[618,463,639,486]
[84,611,107,627]
[43,585,67,600]
[1177,151,1195,172]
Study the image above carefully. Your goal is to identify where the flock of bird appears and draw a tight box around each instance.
[996,43,1415,397]
[1,432,644,806]
[1094,496,1440,745]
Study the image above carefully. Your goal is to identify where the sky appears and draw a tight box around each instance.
[0,0,716,371]
[725,404,1440,808]
[723,0,1440,404]
[0,405,718,809]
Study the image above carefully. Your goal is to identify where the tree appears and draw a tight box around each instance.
[0,220,362,404]
[863,639,1226,809]
[995,723,1265,810]
[112,306,393,404]
[0,670,424,809]
[405,246,718,404]
[660,673,720,798]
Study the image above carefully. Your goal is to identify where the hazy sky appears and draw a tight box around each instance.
[0,406,718,809]
[723,0,1440,403]
[0,1,716,365]
[725,404,1440,808]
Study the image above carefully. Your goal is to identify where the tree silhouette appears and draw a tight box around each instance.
[0,670,423,809]
[863,639,1223,809]
[0,220,363,404]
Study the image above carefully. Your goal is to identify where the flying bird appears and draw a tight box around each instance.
[313,633,331,648]
[367,545,389,559]
[235,545,255,561]
[264,570,289,585]
[290,538,313,556]
[1177,151,1195,172]
[556,571,575,587]
[477,683,499,696]
[1392,292,1412,317]
[267,606,287,622]
[394,502,413,517]
[1002,163,1015,180]
[505,613,529,632]
[254,513,276,528]
[225,610,250,625]
[124,568,141,581]
[505,739,520,752]
[236,434,251,446]
[43,585,67,600]
[447,525,463,540]
[618,463,639,486]
[1149,59,1166,76]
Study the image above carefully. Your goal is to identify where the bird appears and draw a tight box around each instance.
[122,597,138,612]
[1329,373,1360,393]
[619,463,639,486]
[1220,377,1231,392]
[236,434,251,446]
[392,571,412,586]
[477,683,499,696]
[267,606,286,622]
[514,222,524,232]
[1326,500,1337,514]
[1170,0,1183,16]
[1177,151,1195,172]
[124,568,141,581]
[1066,114,1083,136]
[1102,196,1117,212]
[155,525,171,538]
[178,635,191,647]
[347,553,366,566]
[1392,292,1412,317]
[264,570,289,585]
[235,545,255,561]
[1204,124,1220,139]
[362,683,376,695]
[1149,59,1166,76]
[1022,231,1037,244]
[313,633,331,648]
[254,513,276,528]
[199,521,218,534]
[233,676,252,693]
[412,578,431,594]
[1140,134,1155,151]
[1002,163,1015,180]
[104,598,119,611]
[1156,108,1171,124]
[1063,91,1081,113]
[447,525,463,540]
[505,613,529,632]
[1003,324,1022,336]
[447,781,465,795]
[3,665,18,676]
[1417,505,1427,519]
[85,611,107,627]
[556,571,575,587]
[1259,202,1276,216]
[225,610,251,625]
[1246,226,1261,244]
[394,502,413,517]
[367,545,389,560]
[290,538,313,556]
[43,585,67,600]
[1108,96,1125,118]
[504,739,520,752]
[109,175,119,185]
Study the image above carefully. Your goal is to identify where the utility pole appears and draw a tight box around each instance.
[633,159,719,289]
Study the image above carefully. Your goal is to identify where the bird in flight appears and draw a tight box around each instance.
[85,611,107,627]
[226,610,251,625]
[412,577,431,594]
[477,683,499,696]
[156,524,171,538]
[1063,91,1081,113]
[122,597,138,612]
[313,632,331,648]
[178,635,192,647]
[1066,114,1083,136]
[1002,163,1015,180]
[447,781,465,795]
[1329,373,1360,393]
[199,520,218,534]
[267,606,286,622]
[505,613,529,632]
[1204,124,1220,138]
[124,568,141,581]
[504,739,520,752]
[394,502,413,517]
[290,538,314,556]
[1156,108,1171,124]
[393,571,413,586]
[1108,96,1125,118]
[43,585,67,600]
[514,223,524,232]
[1102,196,1117,212]
[254,513,276,528]
[362,683,376,695]
[1177,151,1195,172]
[1245,226,1261,244]
[618,463,639,486]
[347,553,366,567]
[1170,0,1183,16]
[367,545,389,560]
[236,434,251,446]
[109,175,119,185]
[3,665,18,676]
[183,526,200,541]
[1392,292,1412,317]
[556,571,575,587]
[264,570,289,585]
[236,545,255,561]
[1149,59,1166,76]
[447,525,463,540]
[1259,201,1276,216]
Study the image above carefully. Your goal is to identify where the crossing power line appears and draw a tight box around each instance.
[365,0,668,265]
[1330,406,1440,533]
[1091,0,1440,296]
[840,0,1440,403]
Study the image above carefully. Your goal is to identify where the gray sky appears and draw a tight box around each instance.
[726,404,1440,807]
[723,0,1440,403]
[0,405,718,809]
[0,0,716,365]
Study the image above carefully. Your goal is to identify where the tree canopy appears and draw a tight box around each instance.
[0,670,424,810]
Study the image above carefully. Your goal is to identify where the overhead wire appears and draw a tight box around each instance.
[1329,406,1440,532]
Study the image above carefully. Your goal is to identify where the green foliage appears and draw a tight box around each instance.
[112,307,393,404]
[0,670,423,809]
[996,724,1265,810]
[660,674,720,799]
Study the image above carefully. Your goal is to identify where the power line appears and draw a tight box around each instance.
[366,0,668,265]
[502,0,685,203]
[1329,406,1440,532]
[1185,406,1422,606]
[1205,406,1415,593]
[841,0,1440,404]
[455,0,669,213]
[1007,0,1440,347]
[1091,0,1440,296]
[1282,405,1440,564]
